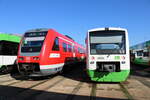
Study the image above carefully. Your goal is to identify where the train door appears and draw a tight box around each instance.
[142,49,149,65]
[130,50,135,62]
[1,41,18,66]
[51,37,63,64]
[0,56,2,67]
[148,46,150,59]
[72,43,75,57]
[148,46,150,65]
[62,41,68,63]
[0,42,3,66]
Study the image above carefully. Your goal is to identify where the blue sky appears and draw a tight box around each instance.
[0,0,150,46]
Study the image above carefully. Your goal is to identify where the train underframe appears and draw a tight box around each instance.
[87,62,130,82]
[17,63,63,77]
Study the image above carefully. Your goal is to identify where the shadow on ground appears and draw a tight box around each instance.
[60,62,91,83]
[9,62,90,82]
[0,62,126,100]
[130,63,150,78]
[0,85,127,100]
[10,62,125,84]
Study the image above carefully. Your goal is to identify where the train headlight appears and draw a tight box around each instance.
[91,56,95,60]
[90,61,94,64]
[19,57,24,60]
[121,61,126,64]
[33,57,40,60]
[122,56,125,60]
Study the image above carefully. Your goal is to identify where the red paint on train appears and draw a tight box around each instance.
[17,29,85,76]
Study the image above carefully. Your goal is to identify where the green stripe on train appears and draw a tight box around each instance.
[0,65,2,68]
[87,70,130,82]
[133,58,149,66]
[0,33,21,43]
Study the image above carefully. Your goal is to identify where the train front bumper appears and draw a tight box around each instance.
[87,69,130,82]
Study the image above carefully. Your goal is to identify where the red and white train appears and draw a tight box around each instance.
[17,28,85,76]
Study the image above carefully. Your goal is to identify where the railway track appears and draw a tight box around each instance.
[0,74,10,78]
[0,75,65,99]
[0,78,134,100]
[0,76,23,86]
[88,82,133,100]
[119,82,133,100]
[66,82,83,100]
[131,76,150,88]
[8,76,65,100]
[90,83,97,100]
[6,80,23,86]
[23,76,66,100]
[0,78,15,83]
[0,75,150,100]
[0,64,150,100]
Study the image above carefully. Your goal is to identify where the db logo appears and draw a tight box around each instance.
[122,56,125,60]
[91,56,95,60]
[26,57,30,61]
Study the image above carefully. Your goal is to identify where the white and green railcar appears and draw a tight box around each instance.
[130,40,150,66]
[86,27,130,82]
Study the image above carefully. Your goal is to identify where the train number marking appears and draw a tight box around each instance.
[49,53,60,58]
[26,57,31,61]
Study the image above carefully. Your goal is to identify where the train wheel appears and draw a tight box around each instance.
[58,69,63,74]
[0,66,8,74]
[11,64,19,74]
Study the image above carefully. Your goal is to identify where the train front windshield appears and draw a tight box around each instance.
[89,31,126,54]
[21,32,47,53]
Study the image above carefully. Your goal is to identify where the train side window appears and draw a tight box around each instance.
[78,48,80,53]
[78,48,81,53]
[78,48,84,54]
[72,46,75,52]
[52,37,59,51]
[63,43,67,52]
[68,44,72,52]
[81,49,85,54]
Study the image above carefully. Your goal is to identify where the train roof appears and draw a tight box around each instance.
[26,28,49,33]
[88,27,127,32]
[65,35,74,41]
[26,28,74,41]
[0,33,21,43]
[25,28,84,49]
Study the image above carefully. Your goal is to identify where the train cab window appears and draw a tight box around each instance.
[0,41,19,55]
[143,52,149,57]
[68,44,72,52]
[52,37,59,51]
[63,43,67,52]
[137,50,143,56]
